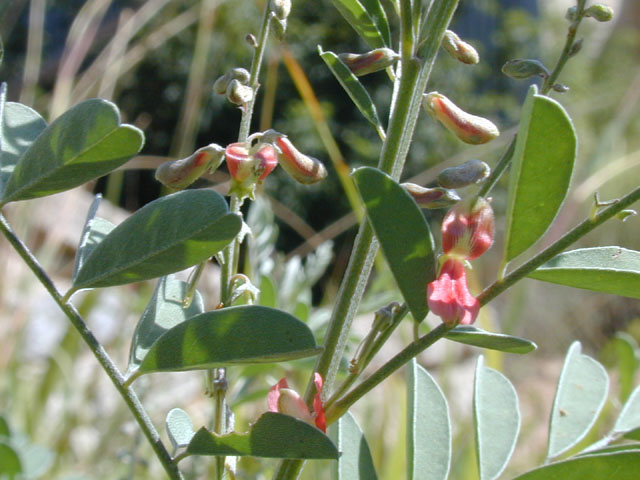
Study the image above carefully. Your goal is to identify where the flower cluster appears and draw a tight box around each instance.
[427,197,494,326]
[267,373,326,432]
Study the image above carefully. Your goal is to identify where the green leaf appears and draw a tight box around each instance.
[613,333,639,403]
[407,360,450,480]
[613,385,640,435]
[127,274,204,372]
[72,195,115,282]
[547,341,609,460]
[1,99,143,204]
[579,444,640,456]
[186,412,338,459]
[446,326,537,354]
[358,0,391,47]
[0,415,9,437]
[0,442,22,478]
[259,274,277,308]
[474,356,520,480]
[319,48,382,130]
[353,167,436,322]
[166,408,196,450]
[513,451,640,480]
[528,247,640,299]
[71,189,241,290]
[329,0,387,49]
[0,97,48,196]
[134,306,320,376]
[329,412,378,480]
[503,85,577,263]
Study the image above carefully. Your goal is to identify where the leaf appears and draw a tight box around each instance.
[0,442,22,478]
[528,247,640,299]
[612,333,639,403]
[259,275,277,308]
[71,189,241,290]
[407,360,451,480]
[0,415,9,437]
[186,412,338,459]
[579,444,640,456]
[329,0,387,49]
[134,305,320,376]
[503,85,577,263]
[474,356,520,480]
[445,326,537,354]
[353,167,436,322]
[319,48,382,130]
[358,0,391,47]
[330,411,378,480]
[613,385,640,435]
[127,274,204,372]
[547,341,609,460]
[166,408,196,449]
[0,97,48,196]
[513,451,640,480]
[1,99,144,204]
[72,195,115,281]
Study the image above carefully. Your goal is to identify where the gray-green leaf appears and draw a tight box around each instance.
[513,451,640,480]
[528,247,640,299]
[72,195,115,281]
[547,341,609,460]
[166,408,196,450]
[407,360,451,480]
[503,85,577,263]
[0,442,22,478]
[1,99,144,204]
[329,0,387,49]
[474,356,520,480]
[71,189,241,290]
[613,385,640,435]
[446,326,537,354]
[330,412,378,480]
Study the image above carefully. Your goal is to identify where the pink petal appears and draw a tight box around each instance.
[427,259,480,326]
[312,373,326,432]
[267,378,289,412]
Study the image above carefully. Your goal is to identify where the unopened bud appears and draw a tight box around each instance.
[442,197,494,261]
[225,142,277,183]
[272,17,287,40]
[213,68,251,95]
[272,0,291,21]
[566,6,578,22]
[437,160,490,189]
[401,183,460,209]
[551,83,570,93]
[568,38,583,57]
[423,92,499,145]
[155,144,224,190]
[253,143,278,181]
[226,79,254,105]
[338,48,399,77]
[442,30,479,65]
[501,59,549,80]
[584,4,613,22]
[246,34,258,48]
[275,137,328,184]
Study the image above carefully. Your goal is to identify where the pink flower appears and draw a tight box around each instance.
[225,142,277,183]
[267,373,326,432]
[427,258,480,326]
[442,197,494,261]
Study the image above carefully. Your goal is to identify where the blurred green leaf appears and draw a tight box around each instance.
[613,385,640,435]
[134,306,320,376]
[72,195,115,282]
[547,342,609,460]
[353,167,436,322]
[528,247,640,299]
[329,411,378,480]
[128,274,204,372]
[503,85,577,263]
[187,413,338,459]
[329,0,387,49]
[359,0,391,47]
[513,451,640,480]
[166,408,195,450]
[1,99,143,204]
[446,326,537,354]
[319,48,382,130]
[259,274,277,308]
[407,360,450,480]
[19,442,54,479]
[474,356,520,480]
[612,333,639,403]
[0,442,22,478]
[0,416,9,437]
[0,97,47,197]
[71,189,241,290]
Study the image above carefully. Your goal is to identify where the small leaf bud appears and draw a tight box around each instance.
[401,183,460,209]
[442,30,479,65]
[565,6,578,22]
[423,92,500,145]
[584,4,613,22]
[155,144,225,190]
[501,59,550,80]
[338,48,400,76]
[437,159,491,189]
[246,34,258,48]
[275,136,328,184]
[568,38,583,57]
[272,0,291,21]
[551,83,570,93]
[226,79,254,105]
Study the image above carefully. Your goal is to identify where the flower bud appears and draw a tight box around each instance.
[213,68,250,95]
[226,79,254,105]
[338,48,399,76]
[437,160,490,189]
[568,38,583,57]
[427,258,479,326]
[442,197,494,261]
[252,143,278,181]
[442,30,479,65]
[155,144,225,190]
[401,183,460,209]
[423,92,499,145]
[584,4,613,22]
[272,0,291,21]
[501,59,549,80]
[272,17,287,40]
[275,136,328,184]
[225,142,277,183]
[551,83,570,93]
[566,6,578,22]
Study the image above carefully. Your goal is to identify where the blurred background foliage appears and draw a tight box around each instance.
[0,0,639,478]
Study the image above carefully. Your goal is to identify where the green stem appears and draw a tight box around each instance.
[0,213,183,480]
[478,184,640,305]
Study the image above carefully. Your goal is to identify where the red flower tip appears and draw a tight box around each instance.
[442,197,494,261]
[267,374,326,432]
[427,258,479,326]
